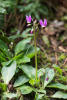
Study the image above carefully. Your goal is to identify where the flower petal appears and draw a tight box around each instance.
[26,16,28,20]
[29,16,32,23]
[39,20,43,26]
[44,19,47,27]
[26,15,31,23]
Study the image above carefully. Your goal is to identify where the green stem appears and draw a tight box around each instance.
[34,27,38,82]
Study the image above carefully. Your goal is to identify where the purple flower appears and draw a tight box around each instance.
[44,19,47,26]
[39,19,47,27]
[26,15,32,23]
[46,77,49,81]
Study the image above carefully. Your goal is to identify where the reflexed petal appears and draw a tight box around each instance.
[39,20,43,26]
[29,16,32,23]
[44,19,47,27]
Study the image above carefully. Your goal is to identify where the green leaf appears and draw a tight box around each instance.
[36,89,46,94]
[44,68,54,88]
[17,85,33,95]
[9,28,33,40]
[51,91,67,99]
[3,92,17,99]
[17,56,30,64]
[19,65,35,79]
[14,75,29,87]
[1,61,16,84]
[27,46,40,58]
[47,82,67,90]
[21,28,33,38]
[0,39,8,54]
[2,60,12,66]
[15,38,31,55]
[9,34,21,40]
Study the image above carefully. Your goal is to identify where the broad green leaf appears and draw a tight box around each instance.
[2,60,12,66]
[44,68,54,88]
[1,61,16,84]
[17,56,30,64]
[51,91,67,99]
[21,28,33,38]
[22,28,31,34]
[15,38,31,55]
[14,75,29,87]
[9,34,21,40]
[9,28,33,40]
[27,46,40,58]
[3,92,17,99]
[17,85,33,95]
[35,89,46,94]
[47,82,67,90]
[19,65,35,79]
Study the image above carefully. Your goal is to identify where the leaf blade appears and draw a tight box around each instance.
[1,61,16,84]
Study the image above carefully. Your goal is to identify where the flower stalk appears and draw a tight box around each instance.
[26,15,47,83]
[33,26,38,82]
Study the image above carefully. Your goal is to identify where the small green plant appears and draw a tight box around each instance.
[0,15,67,100]
[26,15,47,83]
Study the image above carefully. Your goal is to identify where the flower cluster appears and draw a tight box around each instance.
[26,15,47,33]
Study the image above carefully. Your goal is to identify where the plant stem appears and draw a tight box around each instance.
[34,27,38,82]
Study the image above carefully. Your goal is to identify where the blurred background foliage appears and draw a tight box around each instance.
[0,0,54,31]
[0,0,67,33]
